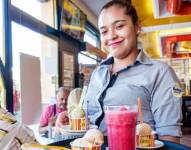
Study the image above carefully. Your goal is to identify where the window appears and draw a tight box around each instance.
[12,22,59,120]
[11,0,57,28]
[78,52,97,65]
[84,30,98,47]
[0,1,6,109]
[0,1,5,64]
[78,52,98,86]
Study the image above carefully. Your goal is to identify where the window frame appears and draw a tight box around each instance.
[2,0,92,113]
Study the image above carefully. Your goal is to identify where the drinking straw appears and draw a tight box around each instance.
[138,97,143,124]
[79,86,88,107]
[78,86,89,129]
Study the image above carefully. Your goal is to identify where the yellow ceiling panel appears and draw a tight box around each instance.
[142,16,191,26]
[132,0,191,27]
[159,27,191,36]
[181,41,191,49]
[132,0,191,58]
[132,0,153,21]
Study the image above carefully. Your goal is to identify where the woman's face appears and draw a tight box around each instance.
[98,6,139,59]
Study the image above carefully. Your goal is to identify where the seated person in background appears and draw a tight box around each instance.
[0,106,37,149]
[38,87,69,134]
[55,88,82,128]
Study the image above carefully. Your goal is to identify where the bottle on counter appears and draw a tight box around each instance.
[48,122,52,139]
[48,117,55,139]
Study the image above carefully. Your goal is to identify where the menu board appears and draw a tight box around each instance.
[61,0,87,41]
[63,52,74,89]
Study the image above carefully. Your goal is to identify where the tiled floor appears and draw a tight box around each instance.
[180,127,191,148]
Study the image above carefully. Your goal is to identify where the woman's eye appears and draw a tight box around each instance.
[101,30,107,35]
[116,25,124,30]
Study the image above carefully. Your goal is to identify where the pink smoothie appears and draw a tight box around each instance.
[105,107,137,150]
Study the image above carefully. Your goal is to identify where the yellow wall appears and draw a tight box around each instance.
[132,0,191,58]
[139,32,161,58]
[132,0,191,27]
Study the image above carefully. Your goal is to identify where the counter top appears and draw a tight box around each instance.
[28,124,83,145]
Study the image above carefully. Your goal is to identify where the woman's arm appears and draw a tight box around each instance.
[159,135,180,143]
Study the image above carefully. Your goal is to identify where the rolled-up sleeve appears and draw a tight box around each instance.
[151,65,182,137]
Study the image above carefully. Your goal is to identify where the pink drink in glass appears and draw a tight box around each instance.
[105,106,137,150]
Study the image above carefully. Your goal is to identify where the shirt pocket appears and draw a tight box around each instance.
[121,84,151,110]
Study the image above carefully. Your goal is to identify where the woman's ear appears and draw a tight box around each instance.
[135,21,141,35]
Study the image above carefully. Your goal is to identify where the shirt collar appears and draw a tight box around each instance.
[101,56,114,65]
[101,50,152,66]
[135,50,152,65]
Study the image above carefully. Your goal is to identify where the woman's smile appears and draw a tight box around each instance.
[108,39,124,49]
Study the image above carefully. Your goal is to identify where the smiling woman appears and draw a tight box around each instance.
[83,1,182,145]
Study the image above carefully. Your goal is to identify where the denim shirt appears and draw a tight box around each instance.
[83,50,182,137]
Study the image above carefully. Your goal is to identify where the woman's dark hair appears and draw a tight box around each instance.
[100,1,138,25]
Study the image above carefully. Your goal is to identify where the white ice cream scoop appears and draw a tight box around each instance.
[136,123,152,136]
[83,129,104,145]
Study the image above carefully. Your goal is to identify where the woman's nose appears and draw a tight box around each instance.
[108,28,117,40]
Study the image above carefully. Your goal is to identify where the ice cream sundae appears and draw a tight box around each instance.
[136,123,155,147]
[67,87,89,130]
[71,129,104,150]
